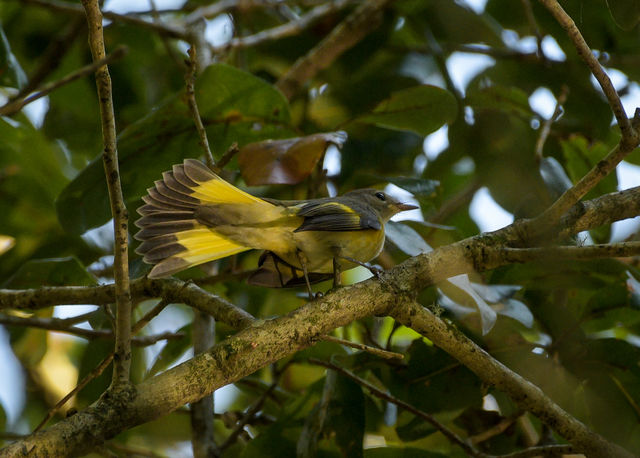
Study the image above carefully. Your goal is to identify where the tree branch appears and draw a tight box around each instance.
[276,0,394,100]
[21,0,188,39]
[0,277,255,329]
[530,0,640,229]
[309,358,480,457]
[185,46,216,171]
[2,183,639,455]
[82,0,132,387]
[389,301,631,458]
[213,0,353,53]
[0,46,128,117]
[537,0,632,138]
[190,312,218,457]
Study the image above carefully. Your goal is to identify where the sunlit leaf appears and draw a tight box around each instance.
[385,176,439,198]
[358,85,457,136]
[0,235,14,256]
[385,221,431,256]
[239,131,347,185]
[441,275,497,334]
[0,23,27,89]
[539,156,572,199]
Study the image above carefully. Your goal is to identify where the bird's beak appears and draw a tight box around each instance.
[395,202,419,212]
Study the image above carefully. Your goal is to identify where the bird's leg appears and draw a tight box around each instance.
[332,257,342,288]
[340,256,384,279]
[296,250,314,300]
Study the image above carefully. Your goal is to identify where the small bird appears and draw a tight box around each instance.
[135,159,417,296]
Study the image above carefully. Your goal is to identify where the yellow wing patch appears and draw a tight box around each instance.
[191,176,263,204]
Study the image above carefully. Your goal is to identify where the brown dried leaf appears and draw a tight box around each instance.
[238,131,347,185]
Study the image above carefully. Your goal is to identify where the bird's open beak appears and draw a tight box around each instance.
[396,202,419,212]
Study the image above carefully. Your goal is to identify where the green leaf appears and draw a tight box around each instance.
[606,0,640,30]
[358,85,457,136]
[561,136,617,243]
[384,177,440,198]
[56,63,293,234]
[539,157,573,199]
[466,85,533,118]
[442,275,497,335]
[385,221,431,256]
[3,257,96,288]
[326,374,365,458]
[396,416,437,442]
[387,339,482,414]
[0,23,27,89]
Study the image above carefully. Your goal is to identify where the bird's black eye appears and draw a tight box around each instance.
[375,192,386,201]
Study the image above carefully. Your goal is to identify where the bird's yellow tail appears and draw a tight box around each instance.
[134,159,260,278]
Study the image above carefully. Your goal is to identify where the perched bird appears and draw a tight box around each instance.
[135,159,417,296]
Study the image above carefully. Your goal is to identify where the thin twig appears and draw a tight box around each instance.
[32,300,171,433]
[0,46,128,117]
[185,46,216,171]
[527,0,640,230]
[219,379,280,450]
[537,0,633,140]
[21,0,188,39]
[308,358,480,457]
[534,85,569,162]
[9,16,85,100]
[276,0,393,100]
[499,241,640,263]
[148,0,185,69]
[520,0,545,60]
[213,0,353,52]
[33,352,114,432]
[82,0,132,387]
[0,313,178,344]
[215,142,240,171]
[469,412,523,445]
[319,335,404,359]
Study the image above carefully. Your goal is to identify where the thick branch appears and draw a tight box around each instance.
[82,0,132,387]
[0,277,255,329]
[2,186,639,455]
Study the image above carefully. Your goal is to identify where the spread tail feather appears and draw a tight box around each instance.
[135,159,256,278]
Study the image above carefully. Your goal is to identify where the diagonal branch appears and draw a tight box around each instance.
[309,358,480,457]
[537,0,631,138]
[530,0,640,229]
[0,46,128,117]
[82,0,132,387]
[276,0,394,100]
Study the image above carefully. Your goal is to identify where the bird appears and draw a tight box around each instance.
[134,159,417,297]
